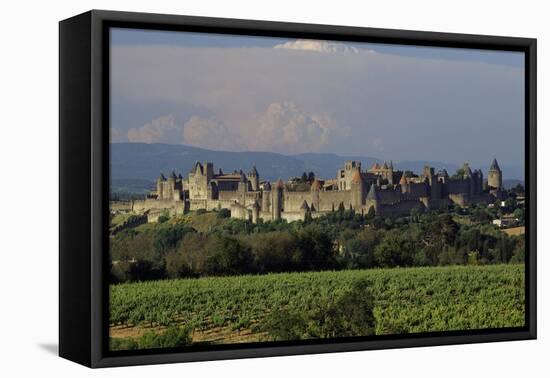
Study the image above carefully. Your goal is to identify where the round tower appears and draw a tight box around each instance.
[366,183,380,214]
[488,158,502,190]
[237,170,248,205]
[350,169,363,209]
[310,179,321,212]
[272,179,284,220]
[247,166,259,191]
[156,173,166,199]
[166,170,176,198]
[261,181,271,213]
[251,201,260,224]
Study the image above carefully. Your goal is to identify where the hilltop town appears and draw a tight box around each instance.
[111,158,510,224]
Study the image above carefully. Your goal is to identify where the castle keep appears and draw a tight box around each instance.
[123,159,503,223]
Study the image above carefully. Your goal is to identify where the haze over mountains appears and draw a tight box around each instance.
[110,143,524,192]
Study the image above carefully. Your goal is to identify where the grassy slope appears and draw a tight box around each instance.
[110,264,525,346]
[133,212,222,234]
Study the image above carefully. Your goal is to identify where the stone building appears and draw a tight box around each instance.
[123,158,503,223]
[487,158,504,200]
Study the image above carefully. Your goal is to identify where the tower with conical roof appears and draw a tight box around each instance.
[247,165,259,191]
[488,158,502,190]
[387,161,394,184]
[365,183,380,214]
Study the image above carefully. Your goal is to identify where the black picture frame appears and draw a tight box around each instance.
[59,9,537,368]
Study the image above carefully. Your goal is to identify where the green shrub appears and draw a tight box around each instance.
[109,337,138,351]
[217,208,231,219]
[137,326,192,349]
[158,210,170,223]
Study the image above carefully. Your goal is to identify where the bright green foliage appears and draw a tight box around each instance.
[110,264,525,348]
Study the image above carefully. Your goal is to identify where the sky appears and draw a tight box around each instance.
[110,27,525,170]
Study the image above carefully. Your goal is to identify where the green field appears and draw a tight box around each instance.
[110,264,525,349]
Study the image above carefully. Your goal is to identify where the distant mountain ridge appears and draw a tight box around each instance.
[110,143,524,184]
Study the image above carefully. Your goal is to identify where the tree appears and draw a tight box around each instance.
[301,172,308,182]
[337,202,346,213]
[453,167,465,179]
[127,260,166,281]
[175,232,210,275]
[374,230,415,267]
[365,206,376,220]
[241,231,299,273]
[206,236,254,275]
[410,207,420,223]
[512,183,525,194]
[343,229,378,268]
[307,171,315,182]
[504,197,517,211]
[295,225,336,270]
[153,225,194,255]
[513,208,524,223]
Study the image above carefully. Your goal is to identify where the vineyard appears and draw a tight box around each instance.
[109,264,525,350]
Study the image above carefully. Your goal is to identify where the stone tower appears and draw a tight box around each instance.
[272,179,284,220]
[350,169,363,208]
[261,181,271,213]
[472,169,483,196]
[399,173,408,194]
[310,179,321,211]
[423,166,435,185]
[237,170,248,205]
[388,161,394,185]
[365,183,380,214]
[251,201,260,224]
[338,160,361,191]
[488,158,502,190]
[247,166,259,191]
[156,173,166,199]
[462,163,474,197]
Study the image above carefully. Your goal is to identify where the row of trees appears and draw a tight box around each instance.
[110,208,524,283]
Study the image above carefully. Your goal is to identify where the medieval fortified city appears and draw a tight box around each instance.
[106,30,527,351]
[111,158,511,226]
[104,30,529,352]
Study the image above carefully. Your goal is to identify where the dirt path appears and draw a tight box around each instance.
[110,323,268,344]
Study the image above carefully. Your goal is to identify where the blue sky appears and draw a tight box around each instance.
[110,27,525,178]
[111,28,524,67]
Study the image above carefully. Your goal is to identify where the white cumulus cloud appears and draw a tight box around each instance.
[183,116,245,151]
[127,114,182,143]
[252,102,333,154]
[274,39,374,54]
